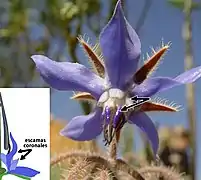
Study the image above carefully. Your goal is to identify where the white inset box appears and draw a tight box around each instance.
[0,88,50,180]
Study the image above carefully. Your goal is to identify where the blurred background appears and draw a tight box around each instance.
[0,0,200,179]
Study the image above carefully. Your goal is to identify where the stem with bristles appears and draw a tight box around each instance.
[109,134,117,163]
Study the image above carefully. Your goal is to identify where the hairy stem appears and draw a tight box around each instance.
[116,159,145,180]
[109,134,117,162]
[51,151,118,179]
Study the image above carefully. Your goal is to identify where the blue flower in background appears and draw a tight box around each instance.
[0,132,40,178]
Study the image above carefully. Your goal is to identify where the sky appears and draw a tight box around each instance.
[50,0,201,177]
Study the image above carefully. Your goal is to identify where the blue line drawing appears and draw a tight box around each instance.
[0,92,40,179]
[0,133,40,179]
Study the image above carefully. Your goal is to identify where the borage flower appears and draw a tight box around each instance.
[0,133,40,178]
[31,0,201,155]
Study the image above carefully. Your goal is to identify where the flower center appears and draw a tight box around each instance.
[97,88,133,145]
[97,88,132,108]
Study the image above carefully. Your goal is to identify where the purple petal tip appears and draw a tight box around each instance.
[59,129,65,137]
[113,0,124,17]
[31,55,45,63]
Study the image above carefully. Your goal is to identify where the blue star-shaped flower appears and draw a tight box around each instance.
[0,133,40,178]
[31,0,201,155]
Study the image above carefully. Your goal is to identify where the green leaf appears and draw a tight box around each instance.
[60,2,79,20]
[0,168,6,175]
[0,172,8,180]
[168,0,201,10]
[0,29,11,37]
[13,174,31,180]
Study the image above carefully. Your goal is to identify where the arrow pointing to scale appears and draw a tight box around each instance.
[120,95,150,112]
[18,149,32,160]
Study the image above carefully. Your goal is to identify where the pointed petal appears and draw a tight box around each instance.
[174,65,201,82]
[131,77,176,97]
[60,108,103,141]
[78,36,105,77]
[0,153,7,167]
[71,92,95,101]
[31,55,105,99]
[9,159,19,171]
[134,46,168,84]
[140,102,179,112]
[10,166,40,177]
[132,66,201,97]
[100,0,141,89]
[129,112,159,155]
[9,133,18,155]
[7,132,18,170]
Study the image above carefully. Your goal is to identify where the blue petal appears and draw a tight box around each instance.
[0,153,7,167]
[31,55,105,99]
[6,132,18,170]
[129,112,159,156]
[174,65,201,82]
[9,159,19,171]
[100,0,141,90]
[60,108,103,141]
[10,166,40,177]
[131,66,201,97]
[131,77,179,97]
